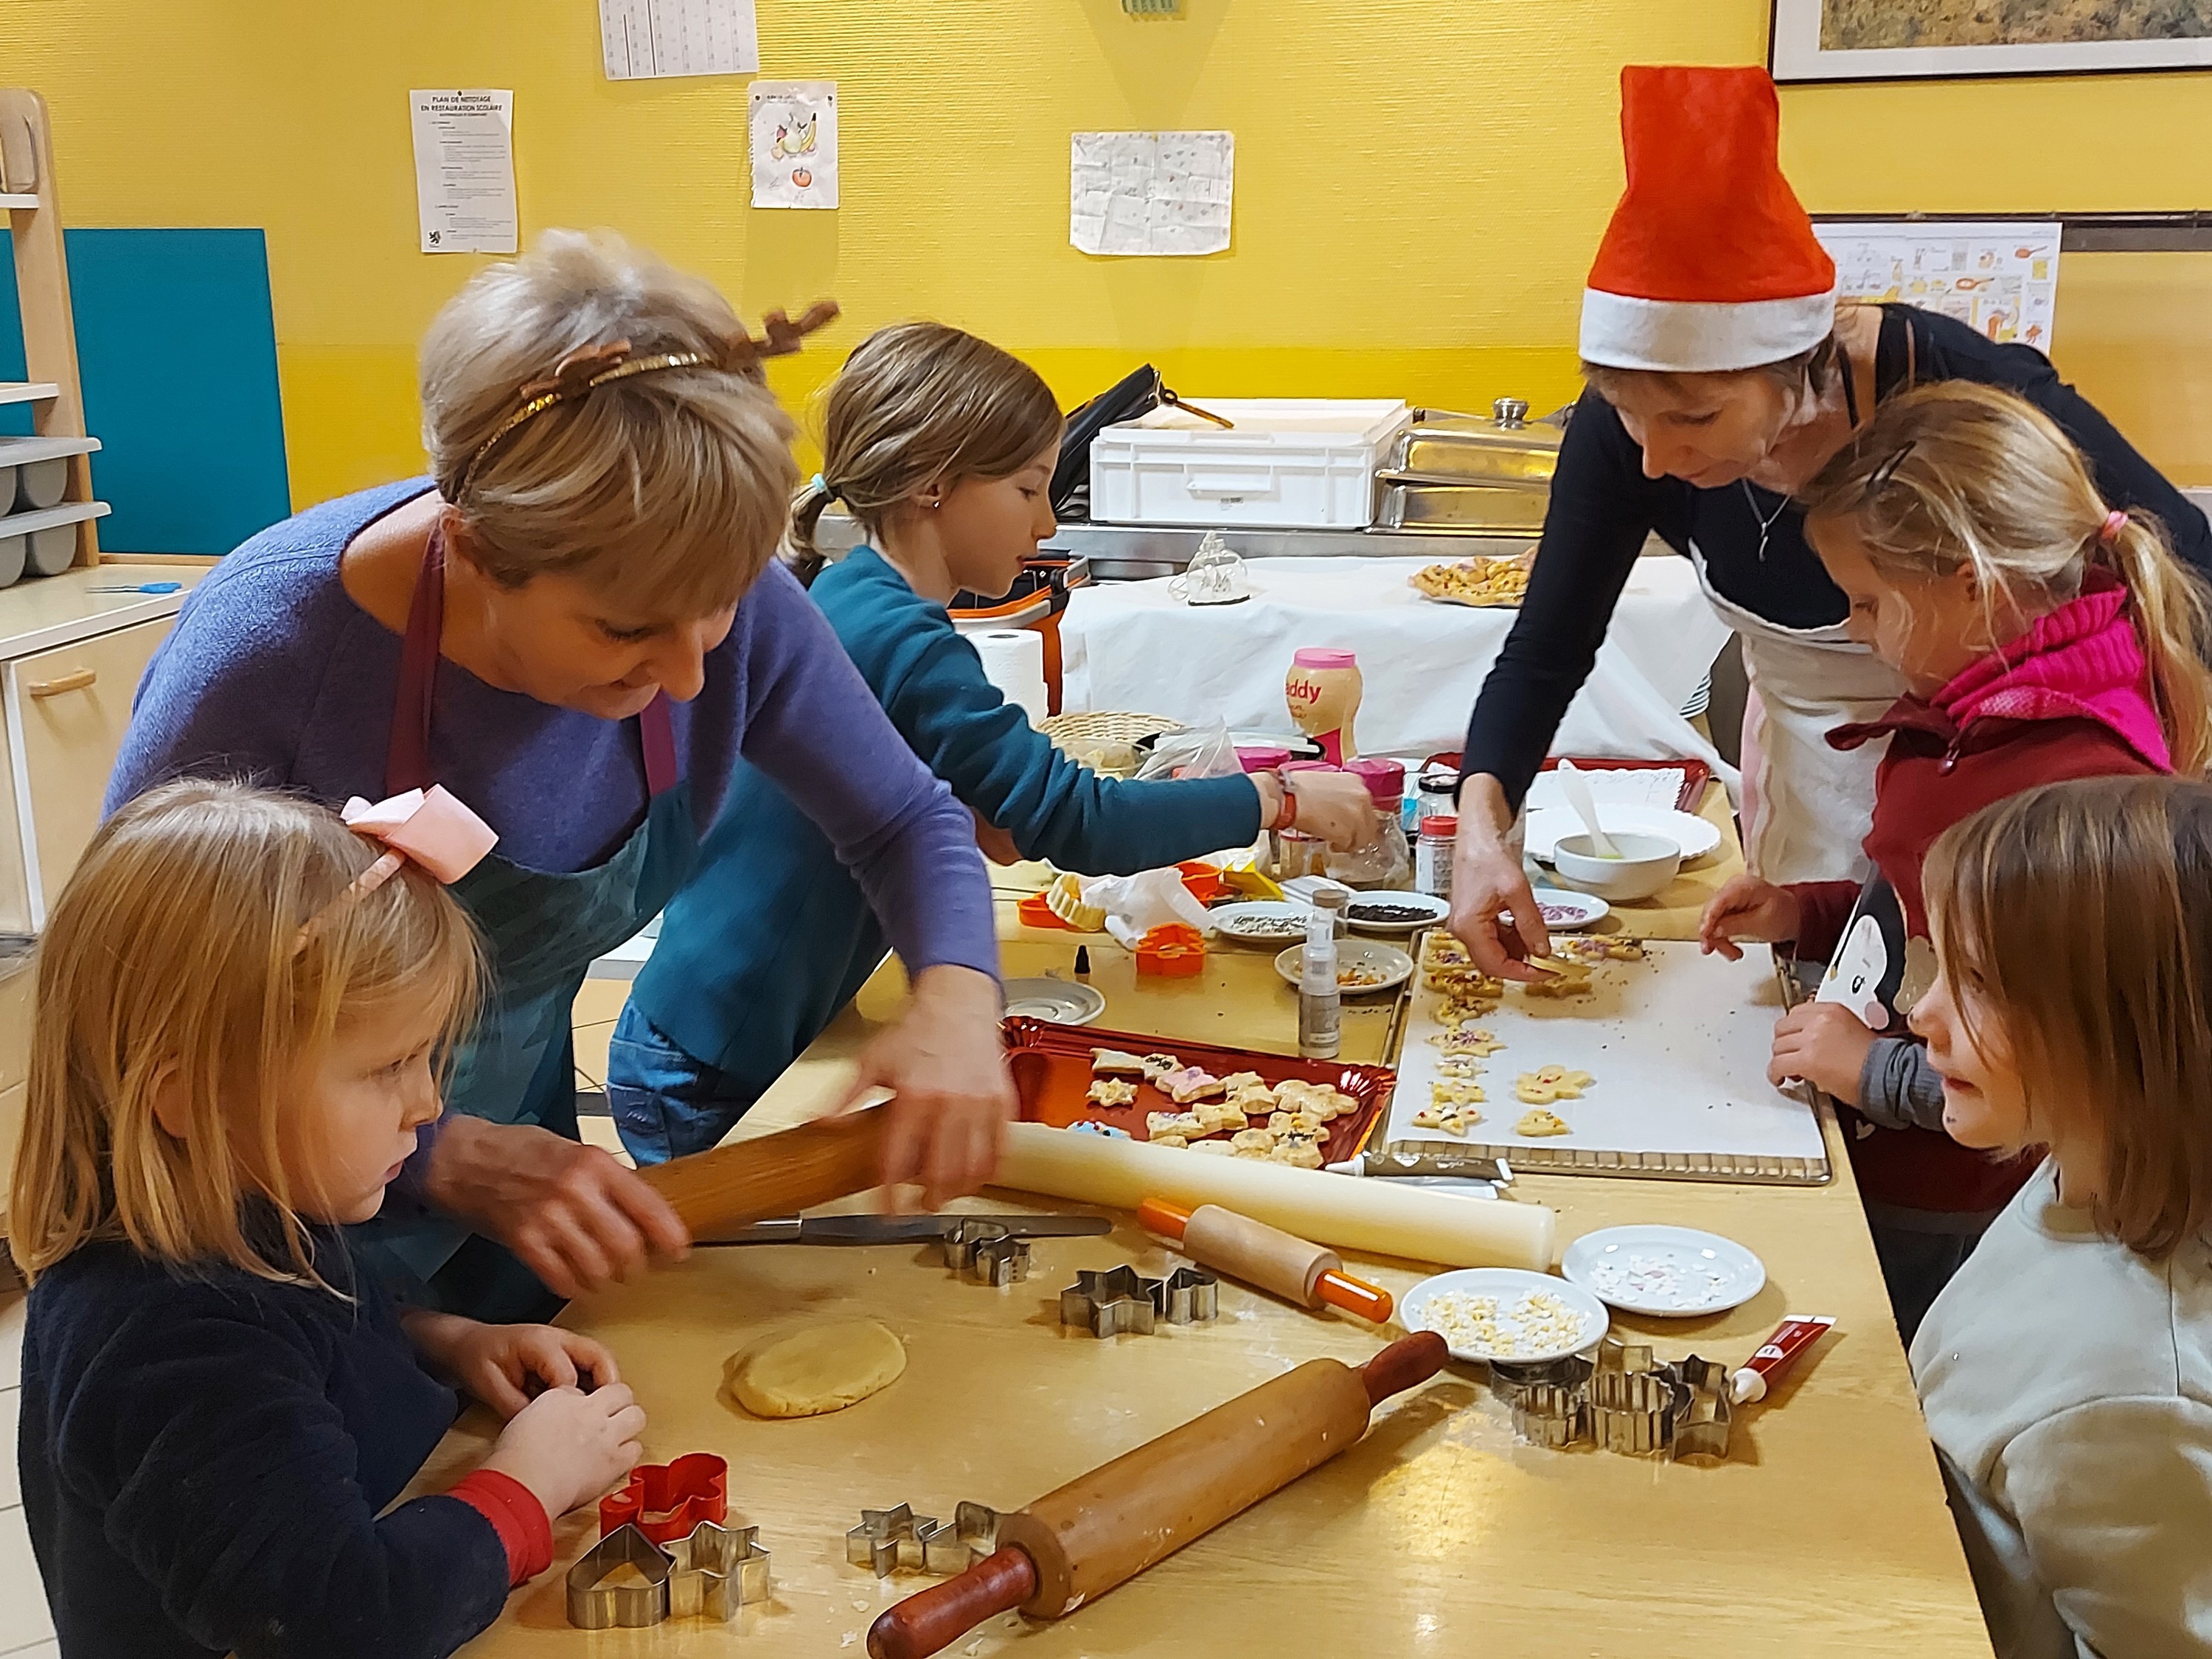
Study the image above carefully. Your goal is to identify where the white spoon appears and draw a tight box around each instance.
[1557,759,1621,859]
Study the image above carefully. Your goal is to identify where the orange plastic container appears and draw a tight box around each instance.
[1135,922,1206,977]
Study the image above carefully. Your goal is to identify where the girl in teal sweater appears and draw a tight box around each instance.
[608,324,1377,1162]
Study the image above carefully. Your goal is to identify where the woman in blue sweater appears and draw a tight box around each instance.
[608,324,1379,1161]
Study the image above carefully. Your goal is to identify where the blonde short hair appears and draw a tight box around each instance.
[785,321,1062,578]
[1800,380,2212,773]
[422,229,800,617]
[1926,775,2212,1259]
[7,782,481,1289]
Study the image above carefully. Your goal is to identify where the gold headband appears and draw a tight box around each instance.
[451,299,840,500]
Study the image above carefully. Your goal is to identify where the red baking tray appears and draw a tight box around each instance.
[1419,753,1712,814]
[1001,1017,1396,1166]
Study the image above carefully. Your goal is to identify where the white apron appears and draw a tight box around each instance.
[1688,542,1905,883]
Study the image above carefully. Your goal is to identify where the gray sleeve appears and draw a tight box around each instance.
[1855,1035,1949,1132]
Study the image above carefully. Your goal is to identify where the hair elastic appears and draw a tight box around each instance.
[2100,509,2129,547]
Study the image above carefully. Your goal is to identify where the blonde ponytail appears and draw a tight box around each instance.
[2100,512,2212,773]
[1802,380,2212,774]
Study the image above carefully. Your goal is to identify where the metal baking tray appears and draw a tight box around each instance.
[1001,1016,1396,1166]
[1387,399,1565,489]
[1377,479,1549,535]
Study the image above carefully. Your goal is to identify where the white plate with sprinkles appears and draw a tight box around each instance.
[1559,1225,1767,1318]
[1398,1267,1610,1365]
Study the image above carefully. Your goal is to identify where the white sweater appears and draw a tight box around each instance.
[1911,1159,2212,1658]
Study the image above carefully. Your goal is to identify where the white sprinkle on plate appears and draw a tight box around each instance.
[1399,1267,1610,1364]
[1560,1225,1767,1317]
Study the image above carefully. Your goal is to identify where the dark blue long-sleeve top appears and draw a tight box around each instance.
[19,1228,509,1659]
[630,546,1260,1086]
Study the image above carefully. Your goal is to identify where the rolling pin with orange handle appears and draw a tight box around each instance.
[867,1331,1450,1659]
[1138,1197,1393,1321]
[635,1106,892,1237]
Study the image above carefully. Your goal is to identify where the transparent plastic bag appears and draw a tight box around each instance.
[1136,718,1241,782]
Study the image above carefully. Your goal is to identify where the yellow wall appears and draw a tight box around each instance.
[5,0,2212,517]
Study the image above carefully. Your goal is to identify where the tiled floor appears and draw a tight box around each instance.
[1,1293,56,1657]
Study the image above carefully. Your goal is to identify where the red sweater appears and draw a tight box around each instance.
[1789,580,2167,1213]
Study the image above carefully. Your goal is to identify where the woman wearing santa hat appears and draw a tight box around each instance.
[1448,63,2208,978]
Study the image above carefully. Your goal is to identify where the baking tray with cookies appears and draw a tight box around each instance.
[1001,1017,1394,1169]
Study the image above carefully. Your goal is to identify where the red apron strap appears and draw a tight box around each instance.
[386,523,448,795]
[639,692,679,798]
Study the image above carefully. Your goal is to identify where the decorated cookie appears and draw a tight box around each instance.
[1515,1107,1572,1138]
[1514,1065,1593,1105]
[1087,1077,1138,1107]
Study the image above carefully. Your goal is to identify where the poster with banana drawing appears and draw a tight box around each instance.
[751,80,837,209]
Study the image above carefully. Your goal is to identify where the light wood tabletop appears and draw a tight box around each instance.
[434,787,1992,1658]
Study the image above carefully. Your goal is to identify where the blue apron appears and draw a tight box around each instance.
[350,526,698,1321]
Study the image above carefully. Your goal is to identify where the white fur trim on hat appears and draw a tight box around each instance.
[1579,285,1840,374]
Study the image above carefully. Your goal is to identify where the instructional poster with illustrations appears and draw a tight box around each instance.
[1814,220,2062,352]
[750,81,837,209]
[1070,131,1235,257]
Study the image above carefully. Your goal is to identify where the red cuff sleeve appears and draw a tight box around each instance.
[448,1469,554,1587]
[1787,880,1861,964]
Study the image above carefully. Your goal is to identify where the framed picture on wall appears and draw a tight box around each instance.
[1770,0,2212,83]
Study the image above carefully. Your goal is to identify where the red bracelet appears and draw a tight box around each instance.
[1272,776,1299,832]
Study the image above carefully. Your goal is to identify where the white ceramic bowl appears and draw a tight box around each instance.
[1549,830,1680,902]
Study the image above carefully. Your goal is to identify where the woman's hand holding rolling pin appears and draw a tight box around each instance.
[1444,773,1554,982]
[840,963,1015,1208]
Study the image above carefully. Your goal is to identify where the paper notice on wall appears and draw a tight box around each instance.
[1814,220,2062,353]
[1071,131,1234,257]
[751,81,837,209]
[600,0,759,80]
[409,90,518,254]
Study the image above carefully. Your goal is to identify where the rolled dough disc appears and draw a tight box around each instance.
[726,1318,907,1419]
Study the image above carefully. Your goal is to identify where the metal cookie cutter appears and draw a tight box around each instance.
[847,1503,937,1576]
[1490,1339,1735,1461]
[567,1523,672,1630]
[942,1219,1034,1285]
[1150,1265,1219,1324]
[1059,1265,1160,1336]
[917,1502,1002,1575]
[667,1520,771,1619]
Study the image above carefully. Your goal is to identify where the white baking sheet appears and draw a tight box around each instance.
[1387,941,1831,1185]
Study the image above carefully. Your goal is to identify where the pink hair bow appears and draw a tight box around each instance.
[296,786,498,948]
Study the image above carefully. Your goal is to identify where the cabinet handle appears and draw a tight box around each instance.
[27,668,96,698]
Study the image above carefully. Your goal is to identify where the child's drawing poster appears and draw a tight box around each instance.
[751,82,837,209]
[1071,131,1234,257]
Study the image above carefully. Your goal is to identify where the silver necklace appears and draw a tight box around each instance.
[1740,479,1791,563]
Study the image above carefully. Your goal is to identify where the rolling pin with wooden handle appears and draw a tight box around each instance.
[635,1106,891,1237]
[1139,1197,1394,1321]
[867,1331,1450,1659]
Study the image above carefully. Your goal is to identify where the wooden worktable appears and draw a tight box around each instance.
[436,789,1992,1658]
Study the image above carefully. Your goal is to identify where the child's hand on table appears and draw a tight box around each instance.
[481,1382,647,1520]
[1698,874,1802,959]
[403,1310,624,1417]
[1767,1001,1874,1105]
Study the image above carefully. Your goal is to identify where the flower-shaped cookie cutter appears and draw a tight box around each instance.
[599,1451,729,1544]
[667,1519,771,1619]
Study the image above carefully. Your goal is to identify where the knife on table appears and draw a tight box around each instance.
[695,1214,1114,1247]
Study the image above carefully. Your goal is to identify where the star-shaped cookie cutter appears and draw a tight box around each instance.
[667,1520,771,1619]
[1059,1265,1160,1336]
[917,1502,1002,1575]
[846,1503,937,1576]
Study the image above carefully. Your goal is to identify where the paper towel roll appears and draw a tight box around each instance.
[995,1121,1556,1270]
[973,627,1049,725]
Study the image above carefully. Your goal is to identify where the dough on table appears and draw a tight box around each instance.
[727,1319,907,1419]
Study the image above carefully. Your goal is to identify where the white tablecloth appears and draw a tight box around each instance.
[1060,555,1734,773]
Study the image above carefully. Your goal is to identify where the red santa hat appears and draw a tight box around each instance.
[1579,66,1837,374]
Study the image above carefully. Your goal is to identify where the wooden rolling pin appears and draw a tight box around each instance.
[866,1331,1449,1659]
[1139,1197,1393,1321]
[635,1107,890,1237]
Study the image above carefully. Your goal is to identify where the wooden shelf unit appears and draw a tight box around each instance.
[0,88,103,568]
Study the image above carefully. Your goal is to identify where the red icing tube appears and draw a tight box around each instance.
[1731,1314,1834,1403]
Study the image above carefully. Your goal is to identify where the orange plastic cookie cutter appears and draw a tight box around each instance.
[1015,892,1083,931]
[1176,860,1223,905]
[1135,922,1206,978]
[599,1453,730,1545]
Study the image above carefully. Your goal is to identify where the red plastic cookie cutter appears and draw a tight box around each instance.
[599,1452,729,1545]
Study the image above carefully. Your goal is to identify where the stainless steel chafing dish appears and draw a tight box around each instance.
[1376,397,1565,535]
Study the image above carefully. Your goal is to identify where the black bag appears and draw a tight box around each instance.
[1051,364,1164,518]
